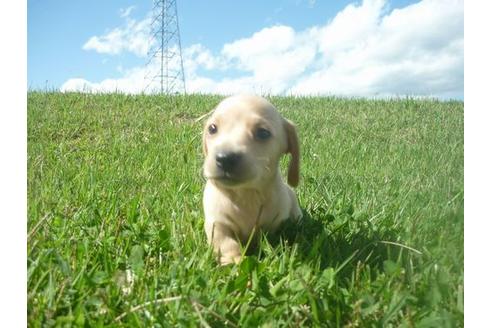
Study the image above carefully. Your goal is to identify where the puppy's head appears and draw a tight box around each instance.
[202,95,299,189]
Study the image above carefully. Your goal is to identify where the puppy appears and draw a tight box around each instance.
[202,95,302,265]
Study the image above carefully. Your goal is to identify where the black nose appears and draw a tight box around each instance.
[216,152,242,172]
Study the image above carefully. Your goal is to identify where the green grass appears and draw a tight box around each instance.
[27,92,463,327]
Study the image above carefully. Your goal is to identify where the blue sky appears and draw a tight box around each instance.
[28,0,463,98]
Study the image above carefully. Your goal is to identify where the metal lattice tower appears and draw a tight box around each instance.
[145,0,186,94]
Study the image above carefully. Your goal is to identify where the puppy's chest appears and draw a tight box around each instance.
[225,193,285,235]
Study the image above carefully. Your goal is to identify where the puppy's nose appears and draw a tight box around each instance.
[216,152,242,172]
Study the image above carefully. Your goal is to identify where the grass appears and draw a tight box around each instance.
[27,92,463,327]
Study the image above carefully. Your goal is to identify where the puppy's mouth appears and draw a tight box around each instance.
[205,172,244,186]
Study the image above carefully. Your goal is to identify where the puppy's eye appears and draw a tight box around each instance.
[255,128,271,140]
[208,124,218,135]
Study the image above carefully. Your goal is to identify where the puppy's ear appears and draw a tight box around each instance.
[283,119,300,187]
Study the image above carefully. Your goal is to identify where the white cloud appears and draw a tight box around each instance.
[63,0,463,98]
[291,0,463,97]
[60,68,149,94]
[316,0,386,57]
[221,25,317,90]
[295,0,317,8]
[60,61,157,94]
[82,14,151,57]
[184,44,227,73]
[119,6,136,18]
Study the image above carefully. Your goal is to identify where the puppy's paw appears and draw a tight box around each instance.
[219,254,242,266]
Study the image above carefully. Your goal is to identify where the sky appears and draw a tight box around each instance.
[28,0,463,99]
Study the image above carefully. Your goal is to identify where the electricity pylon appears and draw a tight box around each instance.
[145,0,186,94]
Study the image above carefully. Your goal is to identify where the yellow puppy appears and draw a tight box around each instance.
[202,95,302,265]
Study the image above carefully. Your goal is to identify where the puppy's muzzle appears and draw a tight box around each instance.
[216,152,242,173]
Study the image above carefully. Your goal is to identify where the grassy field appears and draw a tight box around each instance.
[27,92,463,327]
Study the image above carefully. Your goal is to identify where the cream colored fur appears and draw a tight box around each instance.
[202,95,302,265]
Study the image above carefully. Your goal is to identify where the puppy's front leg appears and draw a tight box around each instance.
[208,222,242,265]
